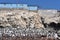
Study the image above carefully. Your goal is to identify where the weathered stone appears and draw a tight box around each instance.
[38,10,60,29]
[0,9,44,28]
[38,10,58,24]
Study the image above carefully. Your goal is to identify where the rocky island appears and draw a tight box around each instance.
[0,9,60,40]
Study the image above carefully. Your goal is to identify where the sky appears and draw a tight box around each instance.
[0,0,60,10]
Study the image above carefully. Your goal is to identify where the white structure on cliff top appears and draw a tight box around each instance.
[0,4,38,10]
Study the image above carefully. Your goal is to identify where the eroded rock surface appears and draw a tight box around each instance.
[0,9,44,28]
[38,10,60,28]
[0,9,60,40]
[38,10,58,24]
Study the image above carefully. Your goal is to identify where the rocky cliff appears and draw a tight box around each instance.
[38,10,60,30]
[0,9,60,29]
[0,9,44,28]
[0,9,60,40]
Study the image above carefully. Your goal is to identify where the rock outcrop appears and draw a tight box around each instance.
[0,9,44,28]
[38,10,58,24]
[0,9,60,29]
[38,10,60,30]
[0,9,60,40]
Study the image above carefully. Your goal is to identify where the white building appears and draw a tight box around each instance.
[27,6,38,11]
[0,4,38,10]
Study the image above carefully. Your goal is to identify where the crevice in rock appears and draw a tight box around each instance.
[0,26,4,28]
[41,17,47,28]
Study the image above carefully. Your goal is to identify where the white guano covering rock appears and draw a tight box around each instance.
[0,9,44,28]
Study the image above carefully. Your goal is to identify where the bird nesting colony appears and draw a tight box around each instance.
[0,9,60,40]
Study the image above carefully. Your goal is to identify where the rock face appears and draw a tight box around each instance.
[0,9,44,28]
[38,10,60,30]
[0,9,60,29]
[0,9,60,40]
[38,10,58,24]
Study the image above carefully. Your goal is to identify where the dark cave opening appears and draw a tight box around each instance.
[0,26,4,28]
[48,22,60,30]
[41,17,60,30]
